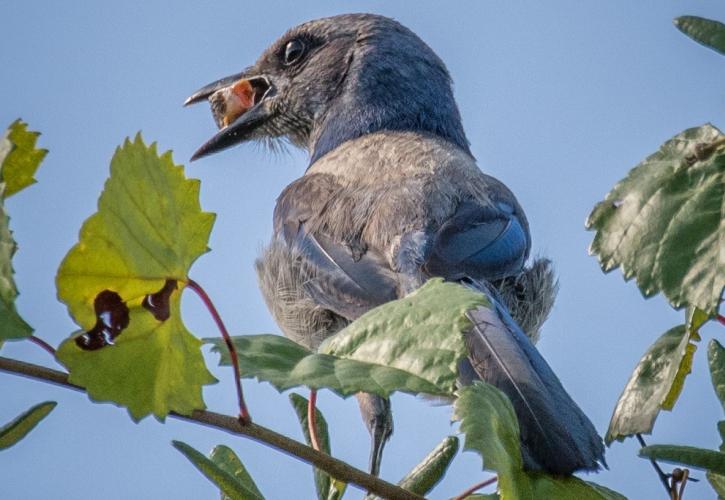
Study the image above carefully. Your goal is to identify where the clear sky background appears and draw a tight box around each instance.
[2,2,725,499]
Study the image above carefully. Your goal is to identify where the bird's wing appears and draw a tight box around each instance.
[295,228,398,320]
[274,174,399,321]
[423,200,530,282]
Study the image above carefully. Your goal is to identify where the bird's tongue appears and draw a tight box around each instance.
[209,79,255,129]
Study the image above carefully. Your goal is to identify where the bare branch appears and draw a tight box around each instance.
[0,356,420,500]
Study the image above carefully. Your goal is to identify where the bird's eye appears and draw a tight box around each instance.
[283,39,305,65]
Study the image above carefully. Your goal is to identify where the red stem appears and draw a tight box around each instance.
[454,476,498,500]
[186,278,250,424]
[717,315,725,327]
[28,335,56,357]
[308,389,322,451]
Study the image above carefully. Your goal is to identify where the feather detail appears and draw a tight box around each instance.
[464,299,605,474]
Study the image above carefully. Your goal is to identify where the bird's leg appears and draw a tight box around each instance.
[356,393,393,476]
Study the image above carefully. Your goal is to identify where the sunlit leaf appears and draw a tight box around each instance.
[173,441,263,500]
[640,445,725,475]
[675,16,725,57]
[321,279,487,393]
[210,445,264,500]
[289,393,343,500]
[57,134,215,328]
[207,334,442,398]
[587,124,725,316]
[56,136,215,420]
[0,119,47,198]
[0,401,56,450]
[607,325,698,443]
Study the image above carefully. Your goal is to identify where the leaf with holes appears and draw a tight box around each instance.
[587,124,725,316]
[606,325,698,444]
[207,334,443,398]
[0,401,56,450]
[0,120,47,340]
[56,136,215,420]
[675,16,725,57]
[173,441,264,500]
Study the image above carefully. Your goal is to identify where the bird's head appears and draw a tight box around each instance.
[186,13,470,163]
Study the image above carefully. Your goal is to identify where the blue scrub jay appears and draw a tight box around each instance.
[186,13,604,477]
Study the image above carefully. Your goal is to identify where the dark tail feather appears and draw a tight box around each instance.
[463,294,605,475]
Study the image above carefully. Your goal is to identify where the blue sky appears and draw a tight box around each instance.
[2,2,725,499]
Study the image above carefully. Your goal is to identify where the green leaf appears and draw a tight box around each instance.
[0,120,47,340]
[454,383,626,500]
[0,186,33,339]
[397,436,459,495]
[173,441,264,500]
[710,340,725,414]
[606,325,697,444]
[55,135,216,420]
[675,16,725,57]
[0,401,56,450]
[708,471,725,498]
[527,475,627,500]
[640,445,725,475]
[210,445,264,500]
[321,278,488,394]
[586,124,725,316]
[0,119,48,198]
[208,334,442,398]
[453,382,530,499]
[289,393,341,500]
[686,306,709,333]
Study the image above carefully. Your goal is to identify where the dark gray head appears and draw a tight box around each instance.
[186,13,470,163]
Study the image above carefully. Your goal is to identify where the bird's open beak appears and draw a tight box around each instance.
[185,73,274,161]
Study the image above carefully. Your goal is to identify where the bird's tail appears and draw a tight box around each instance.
[460,285,605,475]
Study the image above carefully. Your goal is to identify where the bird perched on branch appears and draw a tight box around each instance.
[186,13,605,477]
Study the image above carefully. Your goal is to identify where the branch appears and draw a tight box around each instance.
[637,433,672,497]
[0,356,421,500]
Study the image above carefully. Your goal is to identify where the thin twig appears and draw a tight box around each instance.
[28,336,56,357]
[0,356,420,500]
[454,476,498,499]
[637,433,672,496]
[186,278,250,423]
[308,388,322,451]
